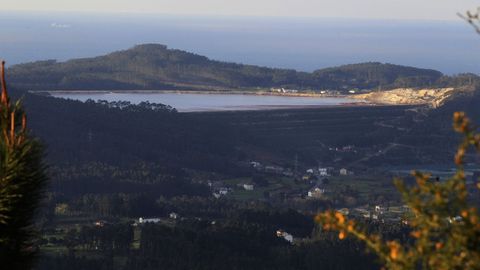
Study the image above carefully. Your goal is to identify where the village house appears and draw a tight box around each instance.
[339,168,354,176]
[94,220,108,227]
[271,88,299,94]
[374,205,385,214]
[250,161,262,169]
[276,229,294,244]
[448,216,463,224]
[318,168,329,176]
[213,187,229,198]
[243,184,254,191]
[138,217,161,224]
[219,187,229,195]
[307,186,326,199]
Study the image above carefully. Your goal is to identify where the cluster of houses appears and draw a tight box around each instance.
[270,88,299,94]
[250,161,355,179]
[205,160,362,202]
[134,212,180,226]
[269,88,365,95]
[208,180,257,199]
[303,168,353,199]
[304,166,354,179]
[336,205,411,223]
[249,161,359,200]
[212,187,230,199]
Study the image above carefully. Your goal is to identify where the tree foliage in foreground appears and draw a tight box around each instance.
[316,111,480,269]
[0,61,48,269]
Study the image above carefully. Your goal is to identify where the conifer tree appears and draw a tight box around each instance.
[0,61,48,269]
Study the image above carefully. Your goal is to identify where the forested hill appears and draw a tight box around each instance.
[312,63,443,89]
[7,44,459,92]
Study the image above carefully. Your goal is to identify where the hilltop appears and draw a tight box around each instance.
[7,44,464,92]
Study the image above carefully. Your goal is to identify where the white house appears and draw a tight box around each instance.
[219,188,229,195]
[339,168,349,176]
[283,233,293,243]
[94,220,108,227]
[307,187,326,198]
[374,205,385,214]
[213,187,229,198]
[318,168,329,176]
[243,184,254,191]
[138,217,161,224]
[169,212,179,219]
[250,161,262,168]
[276,230,294,244]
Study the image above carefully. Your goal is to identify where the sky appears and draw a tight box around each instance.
[1,2,480,74]
[2,0,480,21]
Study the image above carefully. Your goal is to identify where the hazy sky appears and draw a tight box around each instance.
[2,0,479,21]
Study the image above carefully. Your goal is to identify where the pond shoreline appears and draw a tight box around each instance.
[34,90,384,112]
[31,89,352,98]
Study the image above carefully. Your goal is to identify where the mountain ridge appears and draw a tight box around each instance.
[8,43,470,92]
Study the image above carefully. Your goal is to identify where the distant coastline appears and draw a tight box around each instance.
[33,88,454,107]
[39,90,374,112]
[32,89,354,98]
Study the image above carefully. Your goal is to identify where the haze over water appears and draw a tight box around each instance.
[1,11,480,74]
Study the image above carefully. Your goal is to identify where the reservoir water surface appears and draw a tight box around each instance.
[50,92,361,112]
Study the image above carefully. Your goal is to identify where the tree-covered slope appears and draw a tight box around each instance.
[8,44,450,91]
[312,62,443,89]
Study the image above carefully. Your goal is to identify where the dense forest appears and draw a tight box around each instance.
[9,86,476,267]
[4,56,479,269]
[8,44,478,92]
[36,209,404,270]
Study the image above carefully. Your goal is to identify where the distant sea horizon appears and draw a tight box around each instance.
[1,11,479,74]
